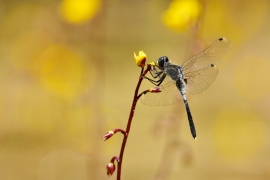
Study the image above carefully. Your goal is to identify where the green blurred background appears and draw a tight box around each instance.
[1,0,270,179]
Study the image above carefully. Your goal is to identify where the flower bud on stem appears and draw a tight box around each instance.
[104,53,161,180]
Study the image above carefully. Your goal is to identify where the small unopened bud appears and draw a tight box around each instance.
[106,162,115,176]
[103,131,114,141]
[149,87,162,93]
[103,129,127,141]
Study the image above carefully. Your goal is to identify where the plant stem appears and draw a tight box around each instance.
[116,66,151,180]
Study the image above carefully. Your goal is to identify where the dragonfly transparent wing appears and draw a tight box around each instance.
[140,80,182,106]
[181,37,231,74]
[185,64,218,94]
[181,37,230,94]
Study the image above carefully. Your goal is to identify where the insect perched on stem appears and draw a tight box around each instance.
[141,37,231,139]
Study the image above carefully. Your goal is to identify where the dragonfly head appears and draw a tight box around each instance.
[156,56,169,70]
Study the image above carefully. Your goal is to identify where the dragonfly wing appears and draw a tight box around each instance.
[140,80,182,106]
[185,64,219,94]
[181,37,231,74]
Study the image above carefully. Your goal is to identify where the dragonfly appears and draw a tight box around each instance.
[141,37,231,139]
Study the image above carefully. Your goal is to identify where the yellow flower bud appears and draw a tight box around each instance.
[134,51,147,67]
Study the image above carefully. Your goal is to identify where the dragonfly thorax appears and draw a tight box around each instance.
[177,66,184,79]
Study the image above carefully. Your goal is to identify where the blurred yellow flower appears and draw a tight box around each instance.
[36,44,95,100]
[59,0,101,24]
[134,51,147,67]
[162,0,202,33]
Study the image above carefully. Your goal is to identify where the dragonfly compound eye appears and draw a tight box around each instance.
[157,56,169,69]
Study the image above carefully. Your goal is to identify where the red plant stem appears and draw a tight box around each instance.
[116,65,151,180]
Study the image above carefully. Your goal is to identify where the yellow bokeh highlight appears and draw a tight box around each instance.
[212,108,266,163]
[233,57,270,101]
[162,0,202,33]
[36,44,92,100]
[59,0,101,24]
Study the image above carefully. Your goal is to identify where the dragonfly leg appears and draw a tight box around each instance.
[149,69,164,79]
[143,73,167,86]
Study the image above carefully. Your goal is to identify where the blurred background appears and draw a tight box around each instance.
[1,0,270,179]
